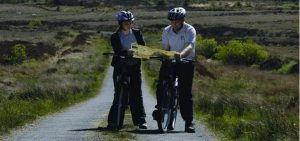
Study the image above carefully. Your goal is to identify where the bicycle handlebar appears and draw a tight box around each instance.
[149,56,195,63]
[103,52,195,63]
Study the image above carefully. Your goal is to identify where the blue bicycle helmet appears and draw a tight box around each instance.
[168,7,186,20]
[116,10,134,22]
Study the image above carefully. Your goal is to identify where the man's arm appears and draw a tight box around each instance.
[175,27,196,59]
[175,43,192,59]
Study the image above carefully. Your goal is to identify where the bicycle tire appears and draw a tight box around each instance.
[157,87,172,132]
[115,84,124,128]
[168,88,179,130]
[115,82,129,129]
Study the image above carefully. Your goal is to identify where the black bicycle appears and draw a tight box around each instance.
[150,56,194,133]
[103,52,131,129]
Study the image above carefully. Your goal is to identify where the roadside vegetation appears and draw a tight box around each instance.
[0,30,111,135]
[142,32,299,141]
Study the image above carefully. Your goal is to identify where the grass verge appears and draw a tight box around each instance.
[193,62,299,141]
[0,34,111,136]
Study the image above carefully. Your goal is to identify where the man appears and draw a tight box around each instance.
[152,7,196,133]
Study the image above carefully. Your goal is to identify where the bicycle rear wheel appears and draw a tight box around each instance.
[115,83,129,129]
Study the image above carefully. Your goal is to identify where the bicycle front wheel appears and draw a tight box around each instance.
[168,89,179,130]
[157,89,172,132]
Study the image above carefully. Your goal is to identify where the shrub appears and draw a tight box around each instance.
[27,19,42,28]
[259,56,283,70]
[233,1,242,8]
[281,2,298,10]
[197,38,219,59]
[11,44,27,64]
[215,40,269,65]
[211,2,216,8]
[277,60,299,74]
[55,29,78,40]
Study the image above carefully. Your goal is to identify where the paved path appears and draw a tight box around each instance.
[3,67,216,141]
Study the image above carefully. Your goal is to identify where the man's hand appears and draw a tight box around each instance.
[127,49,134,57]
[177,43,192,59]
[174,52,181,60]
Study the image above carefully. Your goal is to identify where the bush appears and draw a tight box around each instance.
[233,1,242,8]
[259,56,283,70]
[277,60,299,74]
[197,38,219,59]
[55,29,78,40]
[280,2,299,10]
[27,19,42,29]
[11,44,27,64]
[0,44,26,64]
[215,40,269,65]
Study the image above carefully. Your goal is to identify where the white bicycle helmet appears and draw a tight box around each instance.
[168,7,186,20]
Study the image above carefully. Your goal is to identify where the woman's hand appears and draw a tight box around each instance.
[127,49,134,57]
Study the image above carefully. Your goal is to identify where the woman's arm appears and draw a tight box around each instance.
[110,33,127,56]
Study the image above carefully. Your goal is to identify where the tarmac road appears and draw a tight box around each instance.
[3,67,216,141]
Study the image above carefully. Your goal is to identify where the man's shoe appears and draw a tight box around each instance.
[185,122,195,133]
[137,123,147,129]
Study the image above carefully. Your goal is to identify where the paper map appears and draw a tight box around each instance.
[131,44,176,59]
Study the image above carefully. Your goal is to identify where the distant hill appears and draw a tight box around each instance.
[0,0,148,5]
[0,0,298,5]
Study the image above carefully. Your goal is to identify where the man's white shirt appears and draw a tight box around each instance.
[162,22,196,60]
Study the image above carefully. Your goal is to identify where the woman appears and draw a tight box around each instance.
[107,10,147,130]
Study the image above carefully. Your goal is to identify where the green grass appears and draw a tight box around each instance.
[0,34,111,135]
[142,60,160,95]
